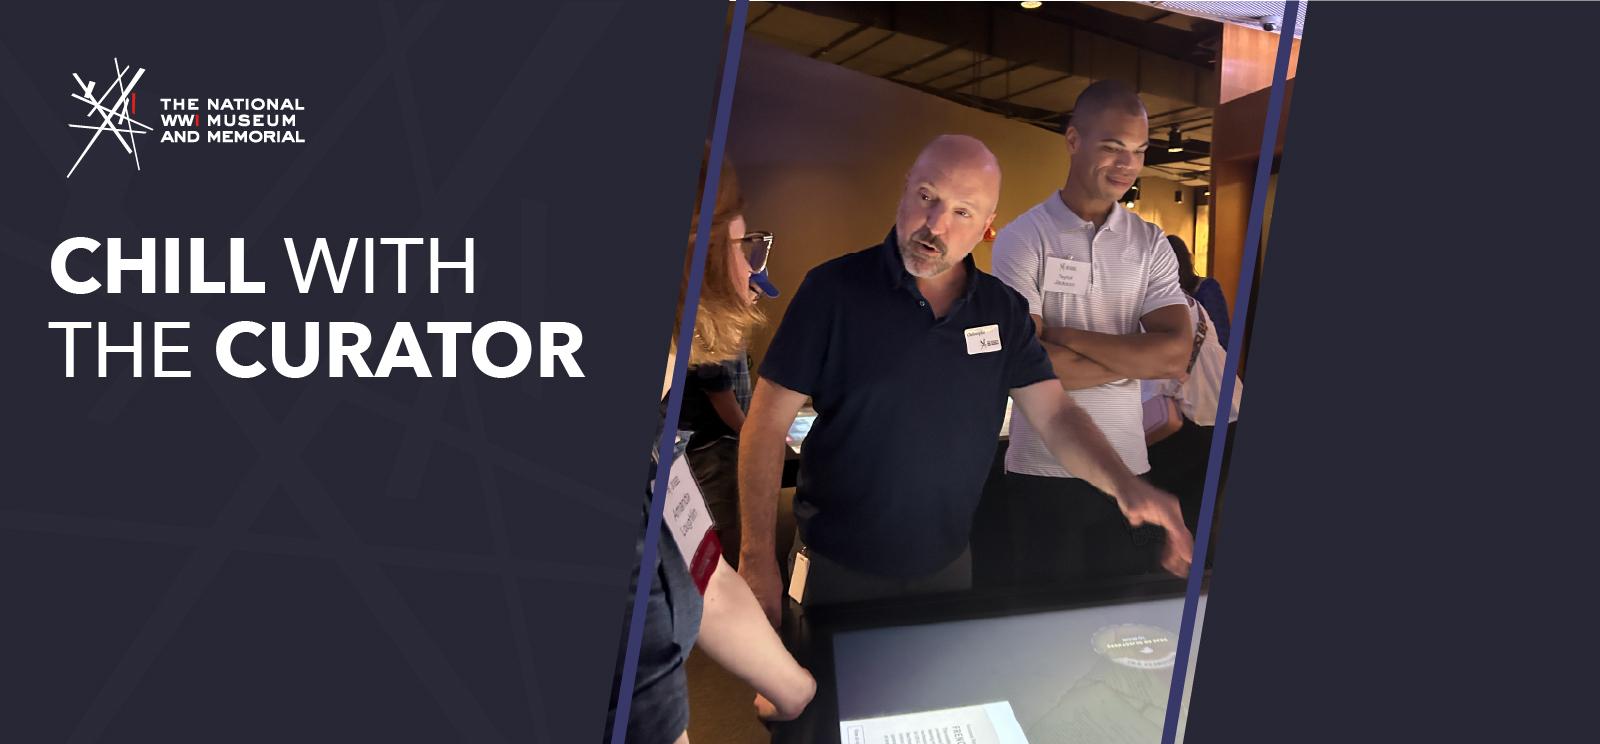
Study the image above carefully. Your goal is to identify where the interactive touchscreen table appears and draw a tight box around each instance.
[773,576,1206,744]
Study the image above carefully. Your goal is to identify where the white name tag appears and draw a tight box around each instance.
[664,455,720,594]
[964,324,1002,355]
[1044,256,1091,295]
[788,549,810,604]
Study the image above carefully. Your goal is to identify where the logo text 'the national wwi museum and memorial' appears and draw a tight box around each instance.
[68,58,307,178]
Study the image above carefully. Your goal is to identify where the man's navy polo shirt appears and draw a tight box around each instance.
[759,228,1057,577]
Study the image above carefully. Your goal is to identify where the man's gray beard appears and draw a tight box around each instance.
[899,243,951,278]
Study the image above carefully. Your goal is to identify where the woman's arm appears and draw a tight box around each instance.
[1195,278,1232,349]
[695,557,816,720]
[706,388,746,432]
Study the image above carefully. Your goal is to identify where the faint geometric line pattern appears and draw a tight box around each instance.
[67,58,150,178]
[0,509,629,586]
[80,5,442,424]
[382,2,435,207]
[519,199,549,403]
[34,3,629,742]
[461,372,556,741]
[1,2,656,740]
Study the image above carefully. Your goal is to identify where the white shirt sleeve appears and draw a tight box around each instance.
[991,218,1044,317]
[1141,233,1190,317]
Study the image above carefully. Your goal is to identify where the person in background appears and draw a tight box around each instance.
[679,245,778,567]
[1142,266,1242,567]
[1168,235,1231,349]
[737,134,1192,626]
[991,79,1197,586]
[605,151,813,744]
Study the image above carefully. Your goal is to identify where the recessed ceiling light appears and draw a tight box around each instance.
[1020,1,1043,9]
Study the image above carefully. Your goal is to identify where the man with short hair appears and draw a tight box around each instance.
[736,134,1193,624]
[992,79,1199,584]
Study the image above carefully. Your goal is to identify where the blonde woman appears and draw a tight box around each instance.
[606,151,813,744]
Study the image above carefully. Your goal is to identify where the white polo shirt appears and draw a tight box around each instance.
[992,194,1188,478]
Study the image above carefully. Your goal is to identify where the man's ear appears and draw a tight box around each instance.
[983,215,997,242]
[1064,124,1080,155]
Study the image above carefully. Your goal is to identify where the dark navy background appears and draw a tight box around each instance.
[1185,3,1597,742]
[0,2,724,741]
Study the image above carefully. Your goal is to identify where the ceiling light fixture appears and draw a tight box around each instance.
[1020,1,1043,9]
[1167,126,1184,153]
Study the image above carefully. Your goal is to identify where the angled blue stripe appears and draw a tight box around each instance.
[608,2,749,742]
[1160,3,1301,743]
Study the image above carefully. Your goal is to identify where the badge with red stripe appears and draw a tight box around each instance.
[664,455,721,594]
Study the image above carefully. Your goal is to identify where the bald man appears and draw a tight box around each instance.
[737,135,1192,623]
[993,79,1198,586]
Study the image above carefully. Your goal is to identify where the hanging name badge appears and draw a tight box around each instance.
[664,455,721,594]
[1043,256,1091,296]
[964,324,1002,355]
[788,549,810,604]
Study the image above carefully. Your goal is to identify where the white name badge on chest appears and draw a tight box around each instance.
[664,455,721,594]
[1043,256,1091,296]
[965,324,1002,355]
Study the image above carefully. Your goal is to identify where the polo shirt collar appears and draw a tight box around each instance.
[879,227,980,301]
[1050,190,1126,233]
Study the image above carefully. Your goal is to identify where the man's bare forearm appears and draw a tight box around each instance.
[737,380,809,576]
[1041,304,1194,380]
[1042,325,1189,379]
[1013,381,1141,502]
[1042,397,1140,501]
[1043,340,1125,390]
[736,422,786,567]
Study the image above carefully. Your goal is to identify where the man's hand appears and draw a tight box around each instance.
[1013,379,1189,572]
[1115,480,1194,577]
[753,668,816,722]
[738,557,784,628]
